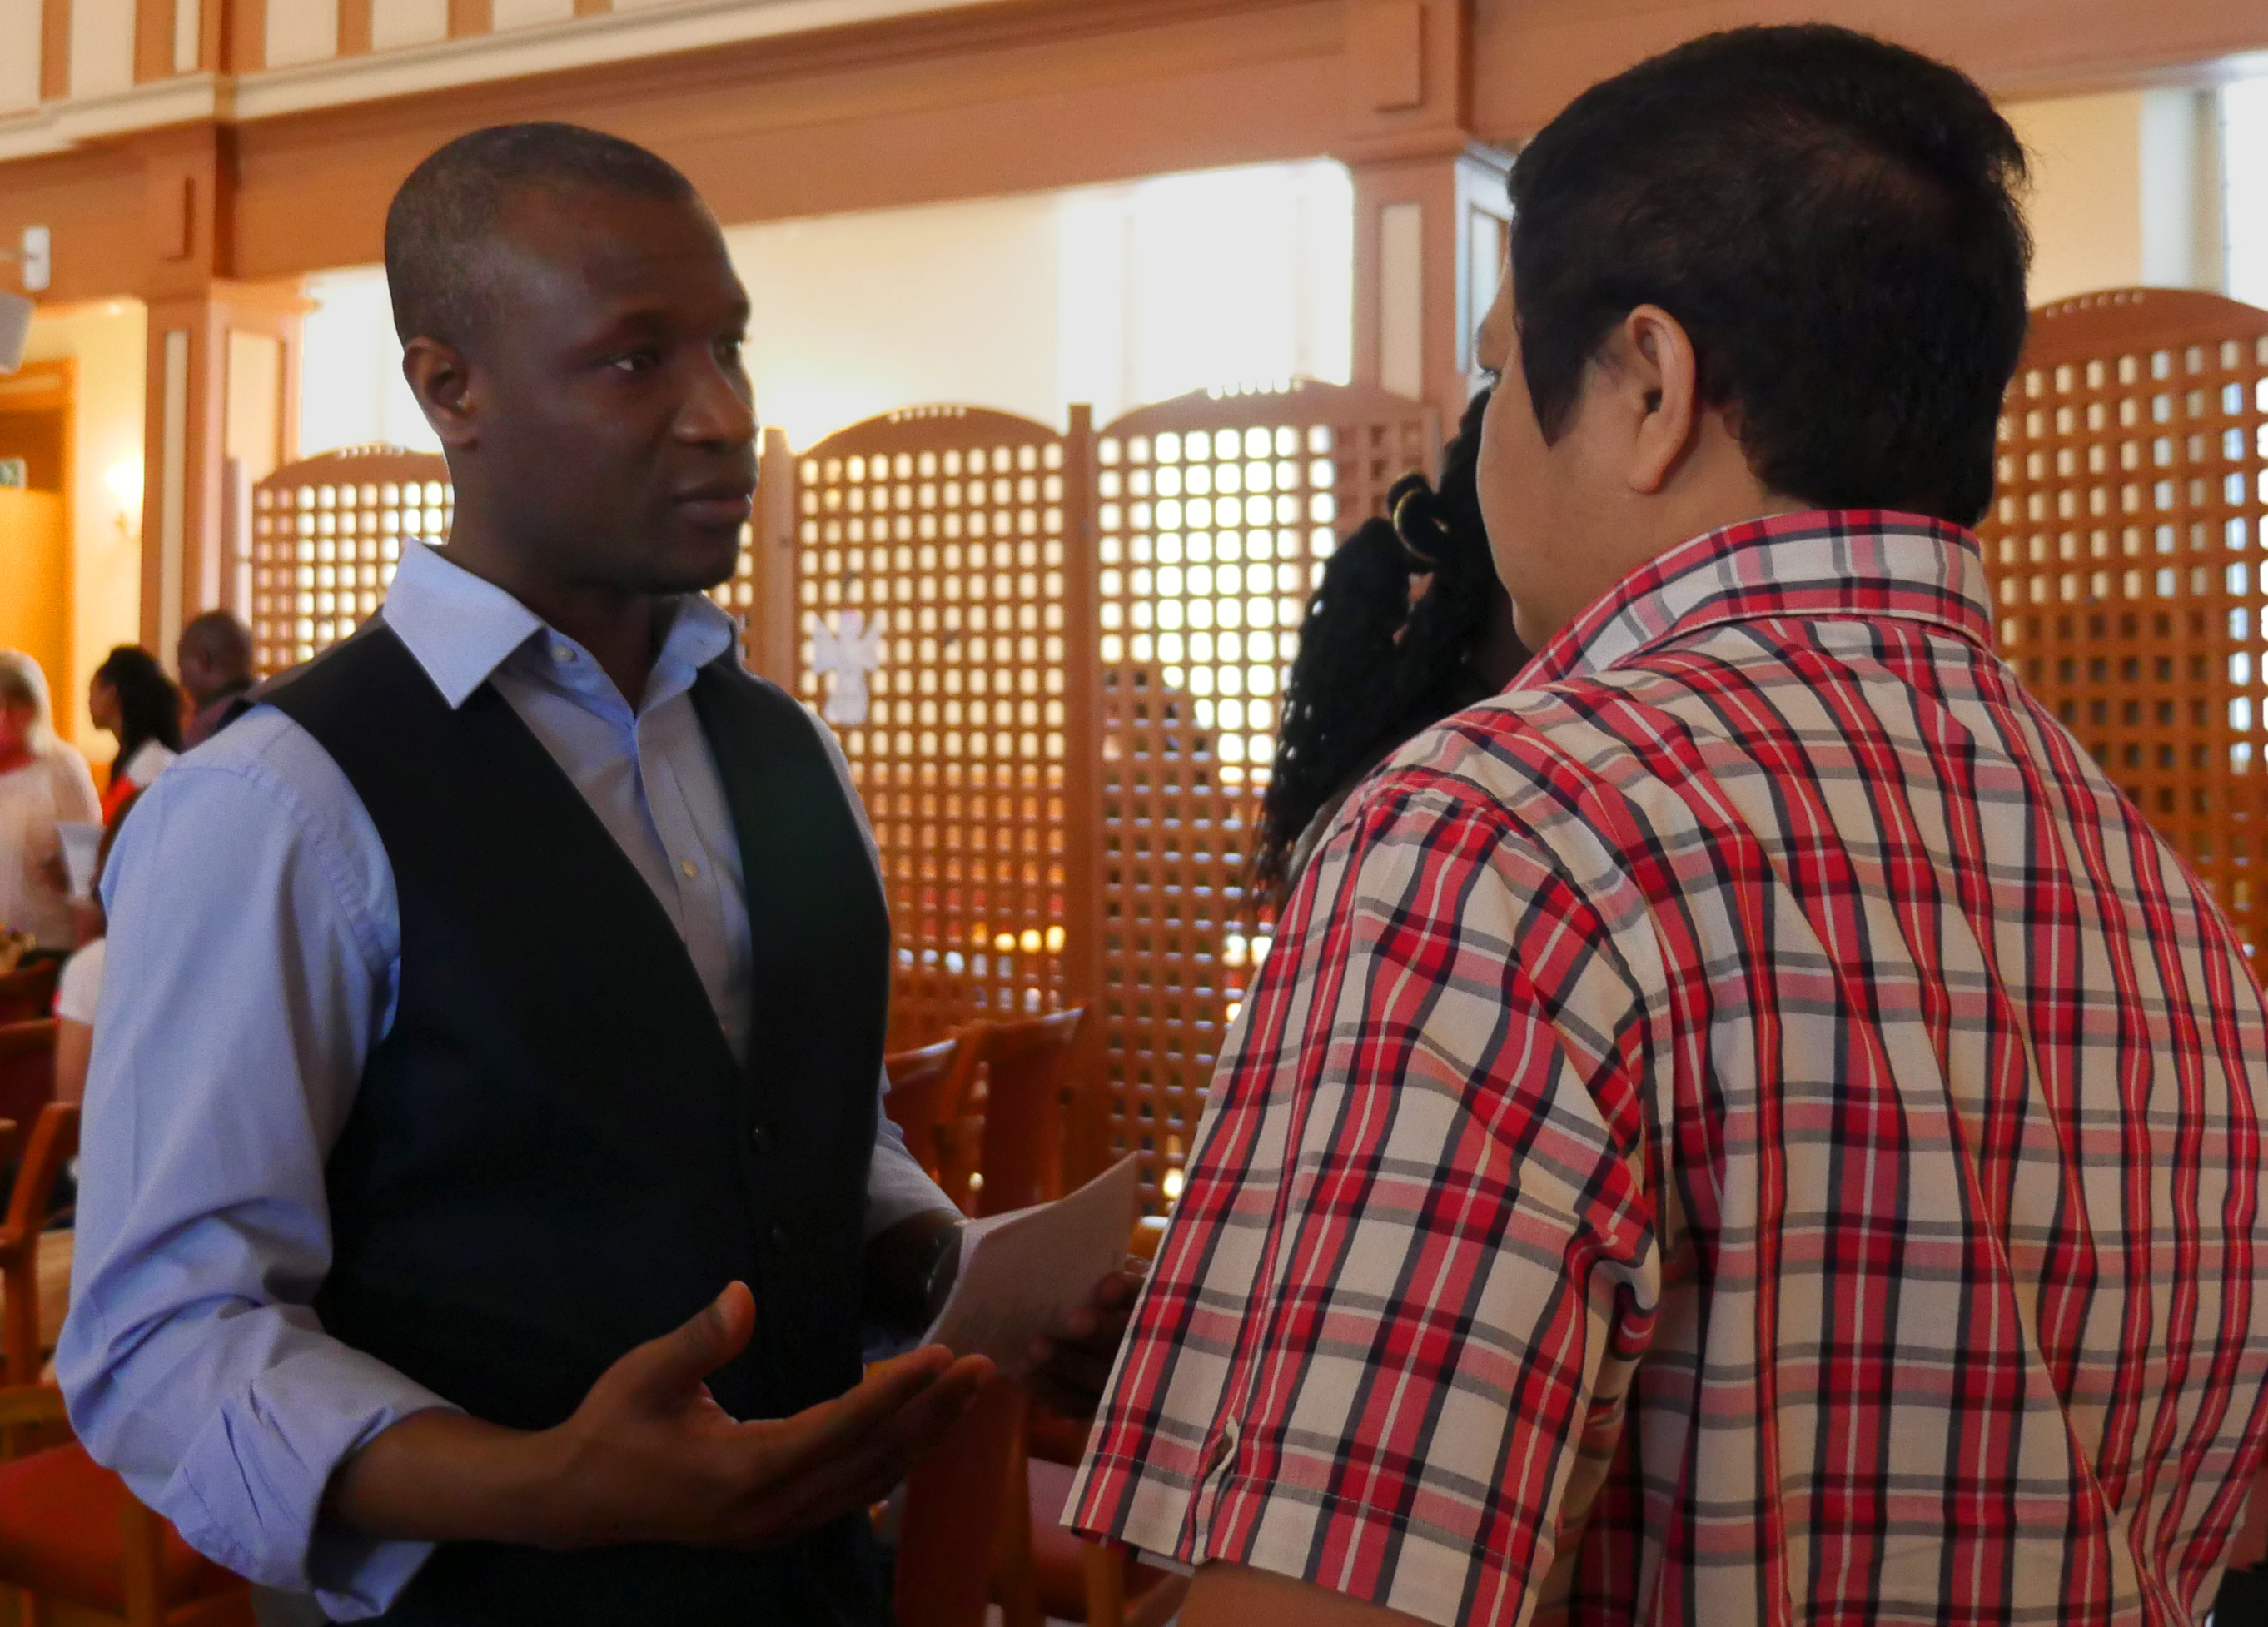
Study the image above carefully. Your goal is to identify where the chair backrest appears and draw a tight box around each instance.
[0,965,57,1027]
[883,1032,980,1184]
[893,1375,1028,1627]
[970,1008,1087,1218]
[0,1022,55,1136]
[0,1101,77,1384]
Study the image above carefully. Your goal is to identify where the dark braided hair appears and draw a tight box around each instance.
[93,645,182,785]
[1254,389,1522,898]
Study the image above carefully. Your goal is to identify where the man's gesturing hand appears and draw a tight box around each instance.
[326,1282,992,1553]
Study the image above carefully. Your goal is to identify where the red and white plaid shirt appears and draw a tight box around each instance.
[1069,511,2268,1626]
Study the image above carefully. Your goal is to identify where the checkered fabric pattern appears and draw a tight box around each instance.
[1067,511,2268,1626]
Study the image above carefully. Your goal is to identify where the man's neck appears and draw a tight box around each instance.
[440,536,663,708]
[194,678,252,710]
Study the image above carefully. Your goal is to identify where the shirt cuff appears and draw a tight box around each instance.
[165,1340,457,1620]
[867,1117,956,1239]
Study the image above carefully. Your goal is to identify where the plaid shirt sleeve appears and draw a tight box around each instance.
[1067,760,1662,1627]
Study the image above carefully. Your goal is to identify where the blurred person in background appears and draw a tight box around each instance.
[177,611,257,750]
[52,794,140,1113]
[1254,389,1529,903]
[0,649,102,958]
[87,646,182,823]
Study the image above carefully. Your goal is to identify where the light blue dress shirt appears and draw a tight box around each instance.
[56,543,949,1620]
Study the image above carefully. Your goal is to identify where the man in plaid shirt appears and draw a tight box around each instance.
[1067,24,2268,1625]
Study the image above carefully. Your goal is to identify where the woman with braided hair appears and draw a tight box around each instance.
[1254,388,1530,901]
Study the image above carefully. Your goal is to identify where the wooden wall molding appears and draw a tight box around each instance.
[0,76,226,166]
[1339,0,1467,159]
[133,0,175,83]
[4,0,2264,174]
[1470,0,2268,138]
[228,0,266,73]
[225,0,1012,122]
[337,0,373,57]
[39,0,71,101]
[227,0,1344,277]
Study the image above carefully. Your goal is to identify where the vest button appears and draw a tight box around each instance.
[768,1222,790,1251]
[748,1124,773,1153]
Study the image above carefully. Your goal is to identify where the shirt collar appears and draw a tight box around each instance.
[380,540,740,711]
[1520,510,1997,687]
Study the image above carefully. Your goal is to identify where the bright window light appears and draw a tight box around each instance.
[2226,75,2268,309]
[1059,161,1353,426]
[296,164,1356,462]
[300,268,440,457]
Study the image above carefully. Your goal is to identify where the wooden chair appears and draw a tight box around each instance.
[883,1031,982,1187]
[956,1008,1087,1220]
[1005,1213,1182,1627]
[0,966,57,1027]
[892,1375,1027,1627]
[0,1104,253,1626]
[0,1022,57,1151]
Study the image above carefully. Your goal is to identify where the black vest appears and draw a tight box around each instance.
[266,622,893,1625]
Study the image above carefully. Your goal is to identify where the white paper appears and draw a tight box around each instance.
[57,822,102,900]
[923,1154,1141,1376]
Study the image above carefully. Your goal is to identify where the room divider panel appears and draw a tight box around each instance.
[247,445,450,676]
[240,298,2268,1207]
[1975,289,2268,957]
[1082,381,1437,1206]
[247,386,1442,1213]
[784,381,1437,1210]
[787,406,1098,1057]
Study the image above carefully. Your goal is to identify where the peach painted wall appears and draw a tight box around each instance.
[21,299,148,756]
[2007,88,2226,306]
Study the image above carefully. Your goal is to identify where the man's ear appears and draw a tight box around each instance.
[402,336,479,451]
[1607,304,1700,497]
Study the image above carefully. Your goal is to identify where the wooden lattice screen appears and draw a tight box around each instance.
[261,383,1438,1213]
[1085,381,1438,1206]
[1977,287,2268,957]
[788,406,1100,1052]
[248,445,451,676]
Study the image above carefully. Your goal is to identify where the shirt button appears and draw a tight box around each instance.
[768,1222,790,1251]
[749,1124,773,1154]
[679,858,699,878]
[551,643,574,662]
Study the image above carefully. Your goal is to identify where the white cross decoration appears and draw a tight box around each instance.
[810,609,886,726]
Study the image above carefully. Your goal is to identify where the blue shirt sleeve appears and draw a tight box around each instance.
[55,711,452,1620]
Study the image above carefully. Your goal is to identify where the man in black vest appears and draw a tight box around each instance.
[59,125,1136,1626]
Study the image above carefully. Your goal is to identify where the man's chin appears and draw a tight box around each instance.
[639,527,746,596]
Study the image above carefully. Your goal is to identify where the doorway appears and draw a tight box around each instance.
[0,360,72,729]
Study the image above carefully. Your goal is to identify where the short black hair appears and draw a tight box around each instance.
[179,609,252,680]
[1507,24,2030,525]
[384,122,699,349]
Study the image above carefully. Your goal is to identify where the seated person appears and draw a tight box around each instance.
[0,649,101,960]
[1071,25,2268,1625]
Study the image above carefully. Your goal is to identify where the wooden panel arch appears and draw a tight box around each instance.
[248,443,450,675]
[1088,380,1439,1209]
[1977,287,2268,956]
[788,406,1100,1052]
